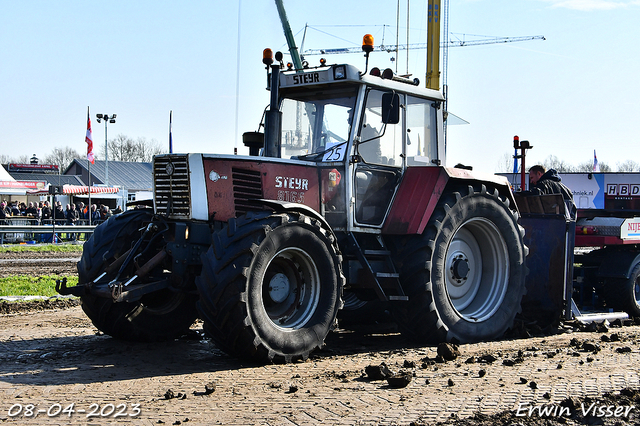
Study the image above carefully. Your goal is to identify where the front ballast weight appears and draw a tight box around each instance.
[70,209,199,342]
[57,221,171,303]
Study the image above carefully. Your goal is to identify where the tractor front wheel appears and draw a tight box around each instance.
[78,209,198,341]
[196,211,344,363]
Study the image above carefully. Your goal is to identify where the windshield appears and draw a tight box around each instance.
[280,86,358,159]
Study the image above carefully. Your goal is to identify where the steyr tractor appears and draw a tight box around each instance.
[58,39,528,363]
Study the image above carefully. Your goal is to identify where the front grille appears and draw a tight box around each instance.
[154,155,191,218]
[232,167,263,217]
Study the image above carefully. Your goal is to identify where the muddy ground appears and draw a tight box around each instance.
[0,250,79,276]
[1,251,640,425]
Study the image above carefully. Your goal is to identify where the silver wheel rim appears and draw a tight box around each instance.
[262,247,321,329]
[445,218,510,322]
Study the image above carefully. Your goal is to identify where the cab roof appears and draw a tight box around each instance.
[278,64,445,101]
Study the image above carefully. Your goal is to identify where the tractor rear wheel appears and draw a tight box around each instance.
[196,211,344,363]
[603,262,640,317]
[390,184,527,343]
[78,209,198,341]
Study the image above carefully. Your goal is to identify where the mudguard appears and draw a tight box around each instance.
[383,167,517,235]
[256,198,333,232]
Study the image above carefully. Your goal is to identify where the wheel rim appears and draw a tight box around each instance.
[634,276,640,307]
[262,247,321,330]
[445,218,509,322]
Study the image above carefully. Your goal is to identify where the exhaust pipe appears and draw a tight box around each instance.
[263,49,283,158]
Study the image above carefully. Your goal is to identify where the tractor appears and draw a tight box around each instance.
[58,39,528,363]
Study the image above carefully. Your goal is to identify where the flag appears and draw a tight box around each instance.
[86,107,95,164]
[169,110,173,153]
[593,149,599,172]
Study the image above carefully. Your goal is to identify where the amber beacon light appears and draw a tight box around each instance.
[362,34,374,53]
[263,48,274,66]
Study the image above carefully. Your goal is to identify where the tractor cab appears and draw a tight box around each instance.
[256,55,446,233]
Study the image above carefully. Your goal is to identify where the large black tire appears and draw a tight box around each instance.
[78,209,198,341]
[604,262,640,317]
[196,211,344,363]
[390,184,527,343]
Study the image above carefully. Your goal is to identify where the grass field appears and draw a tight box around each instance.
[0,243,84,253]
[0,244,82,297]
[0,276,79,297]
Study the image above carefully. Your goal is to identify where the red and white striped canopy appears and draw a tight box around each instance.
[27,184,119,195]
[63,185,119,195]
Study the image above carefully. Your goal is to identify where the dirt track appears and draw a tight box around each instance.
[1,252,640,425]
[0,250,79,276]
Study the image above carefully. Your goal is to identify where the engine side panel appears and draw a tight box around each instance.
[202,157,321,222]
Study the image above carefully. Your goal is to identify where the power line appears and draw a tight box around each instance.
[301,34,545,56]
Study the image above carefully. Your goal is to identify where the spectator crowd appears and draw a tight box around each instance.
[0,200,122,225]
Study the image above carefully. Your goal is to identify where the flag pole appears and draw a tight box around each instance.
[88,159,91,226]
[169,110,173,154]
[86,106,94,226]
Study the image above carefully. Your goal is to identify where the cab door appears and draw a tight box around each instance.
[352,89,405,227]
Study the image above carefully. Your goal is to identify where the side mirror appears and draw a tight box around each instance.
[381,92,400,124]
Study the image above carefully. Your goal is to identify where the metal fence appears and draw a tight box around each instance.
[0,217,98,244]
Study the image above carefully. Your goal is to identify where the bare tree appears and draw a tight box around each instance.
[541,155,575,173]
[617,160,640,172]
[100,134,164,162]
[574,159,611,172]
[135,137,164,162]
[575,161,593,172]
[495,151,517,173]
[44,147,83,171]
[105,134,137,162]
[0,154,31,165]
[600,163,612,172]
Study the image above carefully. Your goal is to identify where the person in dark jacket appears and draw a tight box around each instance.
[41,201,52,223]
[54,202,66,225]
[527,165,576,219]
[66,203,80,241]
[25,202,37,217]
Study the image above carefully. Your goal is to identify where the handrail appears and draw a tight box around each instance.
[0,224,98,244]
[0,225,97,233]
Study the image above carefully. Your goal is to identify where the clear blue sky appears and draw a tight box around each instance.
[1,0,639,173]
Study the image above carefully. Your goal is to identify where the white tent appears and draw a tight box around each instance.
[0,164,46,196]
[0,164,25,196]
[0,164,15,182]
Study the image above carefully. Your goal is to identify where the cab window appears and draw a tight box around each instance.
[405,95,438,166]
[280,86,357,159]
[357,89,403,167]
